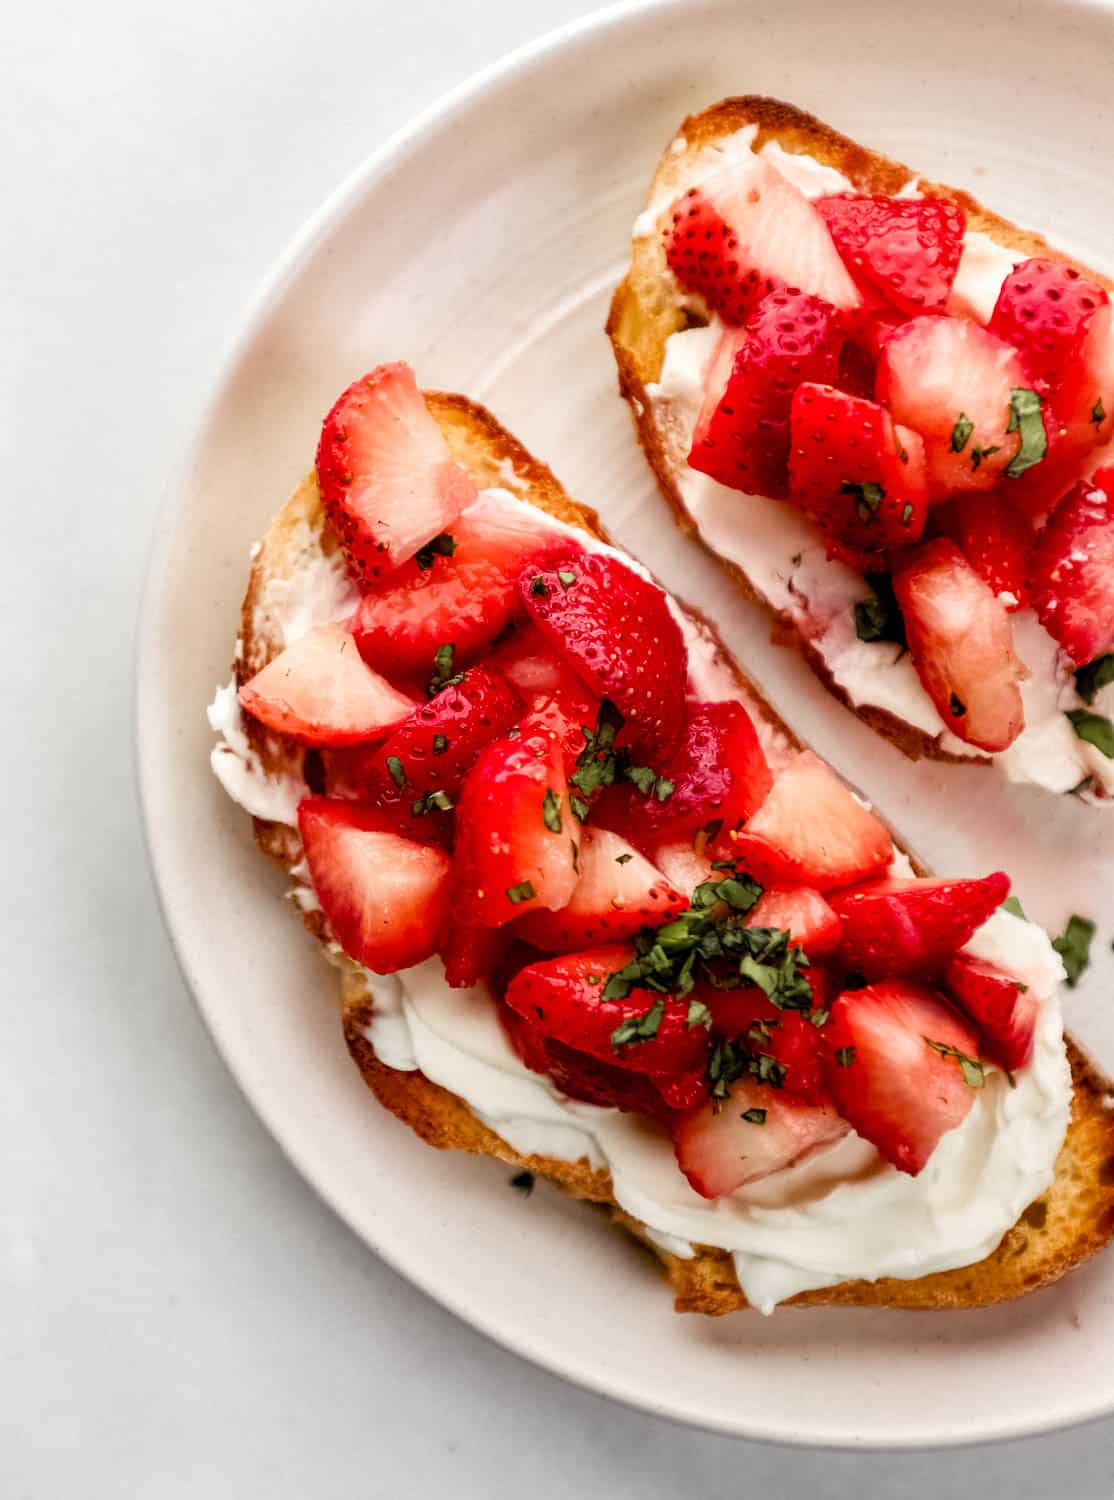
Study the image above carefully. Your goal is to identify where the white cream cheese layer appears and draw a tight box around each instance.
[210,487,1072,1311]
[638,126,1114,801]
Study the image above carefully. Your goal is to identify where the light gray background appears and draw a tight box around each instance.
[7,0,1114,1493]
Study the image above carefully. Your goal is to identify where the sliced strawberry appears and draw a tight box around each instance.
[988,257,1114,469]
[297,798,452,972]
[1028,479,1114,665]
[944,953,1039,1073]
[352,494,562,675]
[732,750,892,891]
[514,828,686,953]
[824,980,981,1174]
[702,987,830,1104]
[687,290,845,498]
[452,728,577,928]
[746,886,842,959]
[876,315,1033,496]
[830,872,1009,980]
[937,491,1031,609]
[361,664,522,806]
[500,1001,676,1117]
[238,624,415,747]
[441,917,507,990]
[488,626,601,772]
[503,945,711,1080]
[518,552,687,754]
[315,364,475,581]
[787,383,928,550]
[817,194,965,315]
[662,160,861,324]
[893,539,1025,750]
[315,746,455,847]
[672,1082,849,1198]
[592,700,772,853]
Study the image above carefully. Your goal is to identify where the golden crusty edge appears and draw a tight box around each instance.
[606,94,1114,768]
[230,388,1114,1314]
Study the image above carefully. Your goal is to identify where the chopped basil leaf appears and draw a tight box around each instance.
[950,413,974,452]
[509,1170,534,1195]
[1093,398,1107,428]
[1066,708,1114,759]
[586,973,601,985]
[414,532,456,570]
[810,1008,830,1028]
[557,569,578,588]
[1075,653,1114,705]
[704,818,724,843]
[570,794,590,823]
[1001,895,1029,921]
[506,880,536,905]
[615,852,633,865]
[570,700,624,800]
[1052,913,1095,987]
[654,776,675,803]
[530,575,547,597]
[924,1036,985,1088]
[611,998,665,1050]
[427,643,463,697]
[836,1046,856,1068]
[949,692,967,718]
[624,764,656,796]
[1004,388,1048,478]
[542,788,563,833]
[432,733,449,756]
[740,1107,767,1125]
[571,839,580,874]
[854,573,906,647]
[411,788,453,815]
[970,443,1001,471]
[385,755,407,788]
[686,997,713,1031]
[840,479,886,521]
[901,502,914,525]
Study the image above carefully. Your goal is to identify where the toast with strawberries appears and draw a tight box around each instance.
[211,367,1114,1314]
[608,97,1114,799]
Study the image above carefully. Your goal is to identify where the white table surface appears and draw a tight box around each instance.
[8,0,1114,1492]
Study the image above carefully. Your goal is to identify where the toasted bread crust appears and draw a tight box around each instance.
[605,95,1114,767]
[232,386,1114,1314]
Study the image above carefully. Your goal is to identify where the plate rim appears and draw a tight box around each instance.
[134,0,1114,1450]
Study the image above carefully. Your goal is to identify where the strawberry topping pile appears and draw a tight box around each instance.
[234,361,1042,1202]
[663,159,1114,754]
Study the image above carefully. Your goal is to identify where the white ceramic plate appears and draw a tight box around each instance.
[137,0,1114,1447]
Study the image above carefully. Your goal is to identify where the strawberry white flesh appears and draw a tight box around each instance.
[513,827,686,953]
[876,316,1030,496]
[733,750,893,891]
[893,540,1025,751]
[825,980,981,1175]
[238,624,415,746]
[673,1082,850,1199]
[297,799,452,973]
[315,363,476,579]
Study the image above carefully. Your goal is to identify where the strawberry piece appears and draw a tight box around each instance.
[824,980,981,1175]
[944,953,1039,1073]
[732,750,892,891]
[663,161,862,325]
[816,194,965,315]
[876,315,1032,496]
[1028,479,1114,665]
[893,539,1025,749]
[830,872,1009,980]
[238,624,415,747]
[315,364,475,581]
[352,495,562,675]
[518,552,687,754]
[503,945,711,1081]
[487,626,600,771]
[988,257,1114,469]
[672,1082,849,1198]
[315,746,455,847]
[937,492,1031,609]
[687,290,845,497]
[514,828,686,953]
[441,918,506,990]
[746,886,842,959]
[592,700,772,853]
[297,798,452,973]
[452,728,577,928]
[787,383,929,550]
[361,665,522,811]
[500,1001,675,1117]
[703,986,831,1104]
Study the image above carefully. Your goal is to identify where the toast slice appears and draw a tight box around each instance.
[220,388,1114,1313]
[606,95,1114,777]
